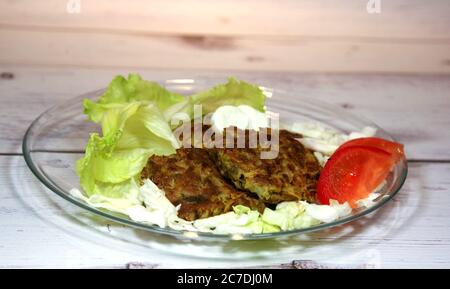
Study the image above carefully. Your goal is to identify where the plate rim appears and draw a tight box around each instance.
[22,79,409,240]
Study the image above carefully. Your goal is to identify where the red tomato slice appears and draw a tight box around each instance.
[337,137,405,163]
[317,145,393,208]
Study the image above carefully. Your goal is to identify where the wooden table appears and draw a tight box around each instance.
[0,1,449,268]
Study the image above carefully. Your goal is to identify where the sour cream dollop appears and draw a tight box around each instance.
[211,105,269,132]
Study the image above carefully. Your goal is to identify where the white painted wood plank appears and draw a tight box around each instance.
[0,66,448,160]
[1,28,449,74]
[0,0,449,39]
[1,155,449,268]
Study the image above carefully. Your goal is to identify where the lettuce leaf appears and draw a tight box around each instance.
[262,202,321,231]
[77,99,182,193]
[117,103,179,152]
[76,75,184,197]
[173,77,266,119]
[114,74,184,108]
[75,133,151,197]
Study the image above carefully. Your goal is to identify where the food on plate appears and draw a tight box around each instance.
[210,128,320,204]
[140,147,265,221]
[335,137,405,163]
[72,74,406,235]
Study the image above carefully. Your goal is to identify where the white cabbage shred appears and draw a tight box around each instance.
[288,121,377,166]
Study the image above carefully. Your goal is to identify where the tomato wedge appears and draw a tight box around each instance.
[317,146,394,208]
[336,137,404,163]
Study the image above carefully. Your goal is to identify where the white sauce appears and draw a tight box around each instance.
[211,105,269,132]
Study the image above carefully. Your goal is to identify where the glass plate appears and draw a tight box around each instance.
[22,78,407,241]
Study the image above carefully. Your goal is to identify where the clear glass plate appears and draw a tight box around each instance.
[22,78,408,241]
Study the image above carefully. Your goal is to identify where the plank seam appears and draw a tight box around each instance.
[1,61,450,76]
[2,23,450,45]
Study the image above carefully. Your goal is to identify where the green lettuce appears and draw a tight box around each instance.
[84,74,185,119]
[76,75,183,197]
[262,202,321,231]
[172,77,266,119]
[75,133,152,197]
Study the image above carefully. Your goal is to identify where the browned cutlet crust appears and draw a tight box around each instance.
[140,148,265,221]
[209,128,321,204]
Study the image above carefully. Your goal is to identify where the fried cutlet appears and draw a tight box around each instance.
[140,148,265,221]
[209,128,321,204]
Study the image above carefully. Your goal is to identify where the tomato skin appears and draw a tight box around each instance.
[317,145,393,207]
[337,137,405,163]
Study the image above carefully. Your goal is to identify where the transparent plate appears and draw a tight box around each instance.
[23,78,407,241]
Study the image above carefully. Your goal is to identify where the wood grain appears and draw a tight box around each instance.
[1,155,449,268]
[1,27,449,74]
[1,1,449,73]
[0,1,449,268]
[0,0,449,39]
